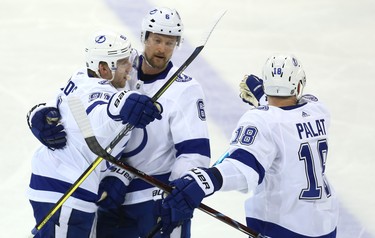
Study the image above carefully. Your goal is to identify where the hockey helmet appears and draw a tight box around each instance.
[141,7,184,46]
[262,53,306,100]
[85,30,132,73]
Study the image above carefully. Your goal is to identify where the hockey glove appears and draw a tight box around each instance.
[96,176,128,210]
[28,105,67,150]
[107,91,162,128]
[239,74,265,107]
[155,167,223,236]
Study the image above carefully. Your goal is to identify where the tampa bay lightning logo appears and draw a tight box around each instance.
[95,35,106,44]
[101,128,148,171]
[176,74,192,82]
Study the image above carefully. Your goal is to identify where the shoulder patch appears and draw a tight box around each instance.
[256,105,269,111]
[98,80,110,85]
[303,94,318,101]
[89,92,102,101]
[176,74,192,82]
[88,92,111,102]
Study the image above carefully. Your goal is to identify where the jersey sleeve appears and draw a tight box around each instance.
[216,109,277,193]
[168,79,211,179]
[80,88,132,158]
[59,72,131,159]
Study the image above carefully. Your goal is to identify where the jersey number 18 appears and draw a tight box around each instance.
[298,139,332,200]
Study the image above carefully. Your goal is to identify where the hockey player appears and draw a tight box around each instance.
[95,7,210,238]
[27,7,210,238]
[27,30,162,238]
[156,54,339,238]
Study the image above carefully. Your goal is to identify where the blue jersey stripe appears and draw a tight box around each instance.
[246,217,337,238]
[127,173,171,192]
[175,138,211,158]
[29,173,98,203]
[86,100,107,115]
[229,148,265,184]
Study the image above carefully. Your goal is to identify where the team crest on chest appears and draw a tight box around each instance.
[176,74,192,82]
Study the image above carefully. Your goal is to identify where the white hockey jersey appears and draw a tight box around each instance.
[120,57,211,204]
[27,69,131,213]
[216,95,338,237]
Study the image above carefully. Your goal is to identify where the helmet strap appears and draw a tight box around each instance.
[296,81,304,100]
[142,53,156,69]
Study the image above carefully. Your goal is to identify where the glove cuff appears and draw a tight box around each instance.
[27,103,47,129]
[106,166,134,186]
[107,90,139,121]
[184,167,222,197]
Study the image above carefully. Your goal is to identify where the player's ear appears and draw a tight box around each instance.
[98,62,110,78]
[98,62,108,71]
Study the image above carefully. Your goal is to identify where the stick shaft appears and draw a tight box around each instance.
[103,157,261,238]
[29,9,228,237]
[29,156,103,237]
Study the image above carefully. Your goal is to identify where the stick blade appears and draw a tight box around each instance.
[67,96,95,139]
[199,9,227,46]
[67,95,117,160]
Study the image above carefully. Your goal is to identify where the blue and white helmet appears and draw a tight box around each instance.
[262,53,306,100]
[85,30,132,74]
[141,7,184,46]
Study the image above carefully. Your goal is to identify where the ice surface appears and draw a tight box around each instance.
[1,0,374,237]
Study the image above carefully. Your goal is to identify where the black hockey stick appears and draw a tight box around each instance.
[29,10,226,238]
[68,97,265,238]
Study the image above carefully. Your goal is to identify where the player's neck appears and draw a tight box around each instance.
[268,96,297,107]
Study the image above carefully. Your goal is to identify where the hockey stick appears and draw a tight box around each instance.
[213,150,230,166]
[28,10,226,238]
[68,97,265,238]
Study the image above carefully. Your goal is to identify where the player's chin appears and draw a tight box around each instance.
[114,79,126,88]
[119,80,126,88]
[153,59,168,69]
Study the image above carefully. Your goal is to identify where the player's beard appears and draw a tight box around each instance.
[144,52,170,70]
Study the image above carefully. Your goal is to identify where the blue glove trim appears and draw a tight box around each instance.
[208,167,223,191]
